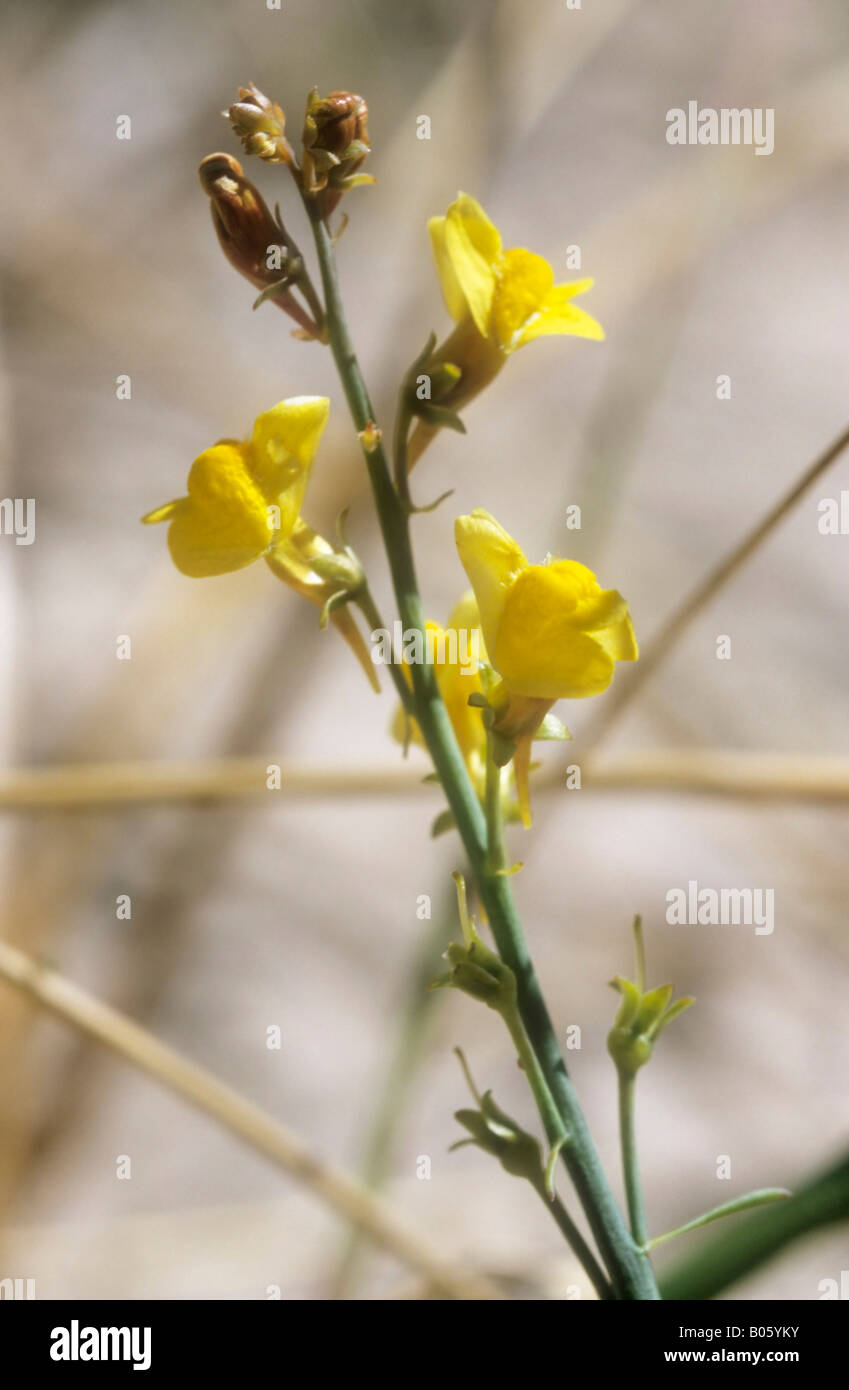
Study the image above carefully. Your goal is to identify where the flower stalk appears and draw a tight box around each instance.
[305,207,659,1300]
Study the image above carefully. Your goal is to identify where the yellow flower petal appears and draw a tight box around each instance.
[540,563,638,662]
[251,396,329,537]
[160,442,274,578]
[451,193,502,260]
[433,618,486,770]
[517,280,604,347]
[391,599,487,780]
[493,564,617,699]
[143,398,331,579]
[445,589,483,643]
[492,247,554,351]
[428,215,468,324]
[443,194,501,339]
[454,510,527,657]
[141,500,182,525]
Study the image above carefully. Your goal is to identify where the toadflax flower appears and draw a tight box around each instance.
[455,508,637,822]
[142,397,328,577]
[407,194,603,466]
[142,396,377,688]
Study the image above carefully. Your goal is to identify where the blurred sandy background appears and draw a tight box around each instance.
[0,0,847,1299]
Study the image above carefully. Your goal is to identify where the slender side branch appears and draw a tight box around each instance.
[541,1189,614,1300]
[356,584,414,714]
[0,939,501,1301]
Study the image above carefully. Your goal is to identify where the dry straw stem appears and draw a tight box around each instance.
[0,939,501,1302]
[1,751,848,810]
[581,750,849,802]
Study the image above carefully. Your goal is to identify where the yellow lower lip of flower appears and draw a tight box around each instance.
[141,442,274,578]
[455,510,637,704]
[142,397,330,578]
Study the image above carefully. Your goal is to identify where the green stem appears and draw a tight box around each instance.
[454,1046,611,1298]
[618,1072,649,1248]
[306,209,659,1301]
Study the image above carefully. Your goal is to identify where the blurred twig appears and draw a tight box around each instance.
[567,420,849,761]
[0,939,501,1302]
[3,750,849,809]
[580,750,849,802]
[0,759,420,807]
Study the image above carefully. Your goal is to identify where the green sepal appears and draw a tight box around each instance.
[450,1074,544,1185]
[413,403,467,433]
[431,923,516,1013]
[318,588,349,631]
[544,1135,568,1199]
[430,808,457,839]
[337,138,371,163]
[252,275,295,309]
[491,730,518,768]
[404,487,455,517]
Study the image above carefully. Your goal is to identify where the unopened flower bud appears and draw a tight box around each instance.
[301,88,374,218]
[226,83,293,164]
[198,153,321,338]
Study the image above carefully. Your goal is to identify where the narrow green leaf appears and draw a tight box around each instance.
[646,1189,792,1251]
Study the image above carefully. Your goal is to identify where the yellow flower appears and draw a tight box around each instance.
[455,508,637,822]
[142,396,329,577]
[431,193,604,354]
[408,194,603,466]
[392,593,487,789]
[142,396,377,688]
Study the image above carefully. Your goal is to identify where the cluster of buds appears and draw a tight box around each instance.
[224,82,374,223]
[198,153,324,339]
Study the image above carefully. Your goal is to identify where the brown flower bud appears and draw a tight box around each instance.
[301,88,374,218]
[198,153,320,337]
[225,83,293,165]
